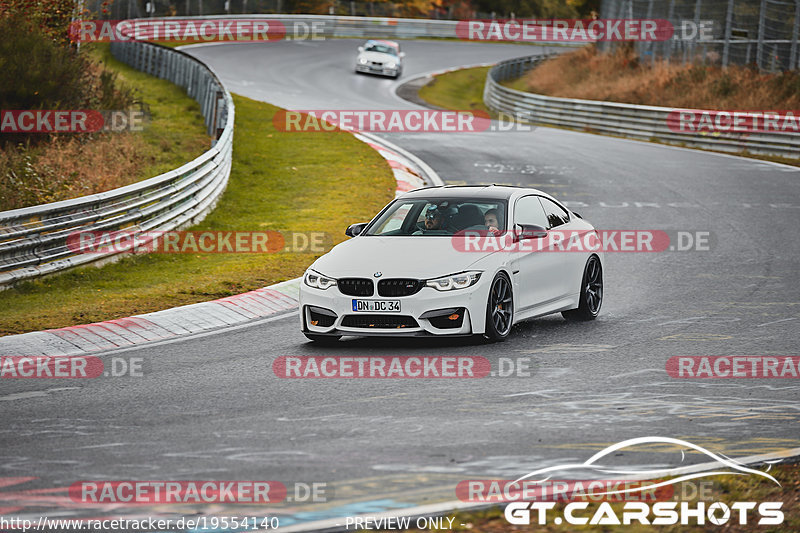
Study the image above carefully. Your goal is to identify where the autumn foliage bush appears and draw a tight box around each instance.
[0,6,144,211]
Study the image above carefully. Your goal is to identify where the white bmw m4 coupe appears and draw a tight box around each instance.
[299,185,603,343]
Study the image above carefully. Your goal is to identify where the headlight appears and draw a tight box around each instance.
[358,58,368,64]
[304,270,337,290]
[426,271,482,291]
[386,62,396,69]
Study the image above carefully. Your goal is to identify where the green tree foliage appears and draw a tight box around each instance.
[0,0,82,46]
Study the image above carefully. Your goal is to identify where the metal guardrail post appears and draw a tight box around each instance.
[757,0,767,69]
[722,0,734,68]
[791,0,800,70]
[665,0,676,64]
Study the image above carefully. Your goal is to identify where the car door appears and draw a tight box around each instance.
[510,195,565,312]
[538,196,585,301]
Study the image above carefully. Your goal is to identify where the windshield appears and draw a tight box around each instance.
[364,43,398,56]
[365,198,508,236]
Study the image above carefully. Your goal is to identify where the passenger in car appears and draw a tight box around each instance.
[484,209,500,232]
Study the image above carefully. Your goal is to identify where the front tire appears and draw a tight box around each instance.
[304,333,341,344]
[562,255,603,321]
[484,273,514,341]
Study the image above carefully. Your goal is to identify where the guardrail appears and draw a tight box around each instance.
[95,14,462,40]
[87,14,592,42]
[484,55,800,159]
[0,42,234,288]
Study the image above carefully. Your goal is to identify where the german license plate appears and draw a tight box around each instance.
[352,300,401,312]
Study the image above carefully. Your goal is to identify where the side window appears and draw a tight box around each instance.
[514,196,549,228]
[539,197,570,229]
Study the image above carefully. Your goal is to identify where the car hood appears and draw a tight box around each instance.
[310,236,495,279]
[358,51,399,64]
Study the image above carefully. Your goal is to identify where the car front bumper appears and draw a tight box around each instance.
[355,64,399,76]
[299,279,490,337]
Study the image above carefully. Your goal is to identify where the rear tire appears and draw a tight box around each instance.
[484,273,514,342]
[562,255,603,321]
[304,333,342,344]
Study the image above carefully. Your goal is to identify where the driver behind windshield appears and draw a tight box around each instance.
[365,44,396,55]
[425,206,444,230]
[415,205,454,234]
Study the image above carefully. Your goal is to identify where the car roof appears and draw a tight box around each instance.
[366,39,400,48]
[400,185,554,201]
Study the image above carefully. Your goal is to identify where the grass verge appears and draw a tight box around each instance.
[0,93,396,335]
[86,43,212,179]
[418,67,492,115]
[386,463,800,533]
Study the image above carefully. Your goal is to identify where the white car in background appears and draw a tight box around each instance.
[355,39,404,78]
[299,186,604,343]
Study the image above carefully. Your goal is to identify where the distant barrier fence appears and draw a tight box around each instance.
[600,0,800,72]
[484,55,800,158]
[0,42,234,288]
[81,14,464,39]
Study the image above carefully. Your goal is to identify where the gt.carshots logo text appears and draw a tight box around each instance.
[504,500,783,526]
[501,437,785,527]
[456,19,674,42]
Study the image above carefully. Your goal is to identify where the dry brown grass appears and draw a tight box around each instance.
[521,44,800,110]
[1,131,156,210]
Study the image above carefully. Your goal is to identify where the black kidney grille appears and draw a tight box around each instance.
[377,278,423,297]
[337,278,374,296]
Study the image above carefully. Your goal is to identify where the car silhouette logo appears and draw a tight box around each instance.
[374,272,383,278]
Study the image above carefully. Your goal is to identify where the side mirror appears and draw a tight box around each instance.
[357,46,364,52]
[345,223,368,237]
[514,224,547,242]
[572,211,583,219]
[399,52,406,58]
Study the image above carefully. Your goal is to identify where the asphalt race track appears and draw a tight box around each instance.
[2,40,799,526]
